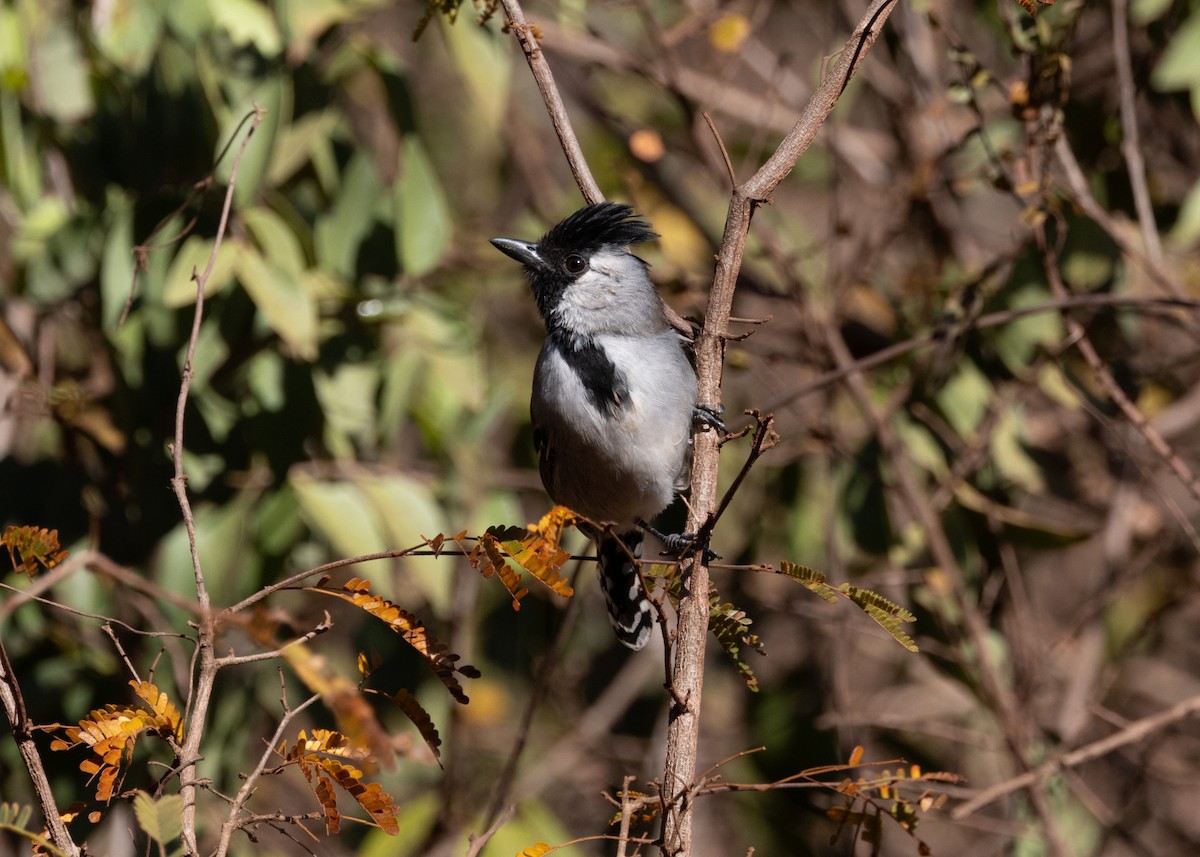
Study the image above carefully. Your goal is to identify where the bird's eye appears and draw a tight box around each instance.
[564,254,587,275]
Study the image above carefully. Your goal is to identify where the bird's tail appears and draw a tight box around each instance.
[597,530,654,650]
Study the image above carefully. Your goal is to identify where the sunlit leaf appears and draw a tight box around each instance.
[132,792,183,845]
[395,137,450,277]
[236,245,319,360]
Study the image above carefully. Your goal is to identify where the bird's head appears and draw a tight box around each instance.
[491,202,662,336]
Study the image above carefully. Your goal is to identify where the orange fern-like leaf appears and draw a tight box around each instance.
[307,579,480,704]
[3,525,68,579]
[285,730,399,836]
[50,681,184,802]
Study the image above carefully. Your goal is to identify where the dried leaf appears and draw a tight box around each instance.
[388,688,442,764]
[307,578,480,704]
[51,681,185,803]
[3,525,69,579]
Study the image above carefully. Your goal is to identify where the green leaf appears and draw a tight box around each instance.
[990,407,1045,493]
[91,0,164,76]
[1170,179,1200,247]
[836,583,919,652]
[100,188,136,329]
[209,0,283,56]
[242,205,307,277]
[989,283,1063,373]
[236,245,319,360]
[709,595,764,691]
[1131,0,1173,24]
[780,560,839,603]
[28,19,94,120]
[290,473,390,558]
[133,791,183,845]
[780,562,918,652]
[394,137,450,277]
[0,8,29,91]
[162,236,241,307]
[315,152,382,277]
[312,362,379,456]
[1151,13,1200,92]
[441,15,512,137]
[935,360,992,438]
[354,472,452,612]
[268,109,341,188]
[222,75,288,207]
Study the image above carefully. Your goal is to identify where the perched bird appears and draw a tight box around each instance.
[491,202,720,650]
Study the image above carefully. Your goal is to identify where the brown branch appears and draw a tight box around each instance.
[1036,222,1200,506]
[497,0,603,205]
[1111,0,1163,267]
[953,693,1200,819]
[660,2,898,854]
[1054,135,1182,298]
[213,684,320,857]
[0,635,81,857]
[174,105,265,857]
[768,292,1200,410]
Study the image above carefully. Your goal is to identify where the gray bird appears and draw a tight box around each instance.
[491,202,720,650]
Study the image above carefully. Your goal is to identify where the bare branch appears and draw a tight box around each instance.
[659,3,899,854]
[498,0,604,204]
[174,105,266,857]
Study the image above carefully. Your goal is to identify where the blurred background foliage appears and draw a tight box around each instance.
[2,0,1200,855]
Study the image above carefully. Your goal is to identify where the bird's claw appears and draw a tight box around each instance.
[637,519,721,561]
[693,403,726,434]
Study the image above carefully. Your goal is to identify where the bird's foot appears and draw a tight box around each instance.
[636,519,721,561]
[692,403,726,434]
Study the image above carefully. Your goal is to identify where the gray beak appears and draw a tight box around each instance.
[490,238,546,271]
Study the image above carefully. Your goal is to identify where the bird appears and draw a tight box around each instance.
[491,202,721,650]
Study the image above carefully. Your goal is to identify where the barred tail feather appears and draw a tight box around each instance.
[597,531,653,650]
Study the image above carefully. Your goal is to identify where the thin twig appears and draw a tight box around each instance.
[701,112,737,191]
[175,105,266,857]
[1111,0,1163,267]
[768,291,1200,410]
[498,0,603,204]
[213,688,321,857]
[1036,221,1200,505]
[953,692,1200,818]
[0,636,81,857]
[214,613,333,667]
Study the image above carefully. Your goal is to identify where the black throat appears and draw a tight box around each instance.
[546,329,630,417]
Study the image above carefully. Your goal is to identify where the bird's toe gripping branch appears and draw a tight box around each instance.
[636,518,721,562]
[692,403,726,434]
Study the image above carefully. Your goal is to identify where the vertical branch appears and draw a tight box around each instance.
[0,637,80,857]
[174,106,265,857]
[497,0,604,205]
[660,2,897,854]
[1111,0,1163,266]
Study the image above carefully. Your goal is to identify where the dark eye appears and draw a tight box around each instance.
[564,254,587,275]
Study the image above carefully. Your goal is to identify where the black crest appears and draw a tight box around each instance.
[539,202,658,257]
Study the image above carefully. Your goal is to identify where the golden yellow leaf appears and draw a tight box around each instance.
[709,14,750,53]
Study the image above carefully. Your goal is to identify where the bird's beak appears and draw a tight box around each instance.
[490,238,547,271]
